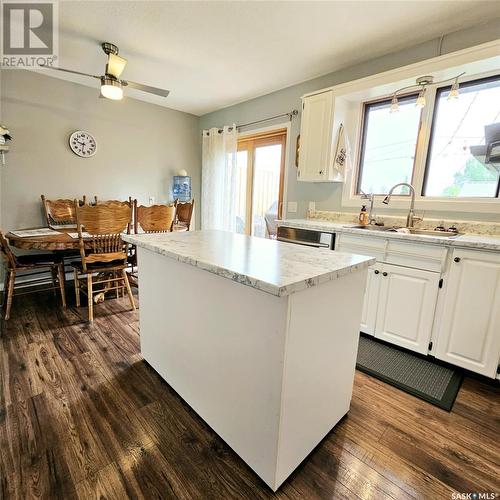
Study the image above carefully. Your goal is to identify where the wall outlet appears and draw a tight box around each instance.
[308,201,316,212]
[287,201,298,213]
[149,196,155,205]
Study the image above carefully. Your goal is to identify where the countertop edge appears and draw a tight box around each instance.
[279,220,500,251]
[123,234,376,297]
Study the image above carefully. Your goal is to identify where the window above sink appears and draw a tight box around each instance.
[329,41,500,215]
[356,74,500,201]
[423,75,500,198]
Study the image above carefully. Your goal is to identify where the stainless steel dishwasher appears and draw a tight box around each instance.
[277,226,336,249]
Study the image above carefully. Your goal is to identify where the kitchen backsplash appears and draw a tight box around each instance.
[307,210,500,236]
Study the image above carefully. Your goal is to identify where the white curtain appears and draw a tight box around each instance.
[201,125,238,231]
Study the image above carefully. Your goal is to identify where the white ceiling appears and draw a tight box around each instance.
[35,1,500,116]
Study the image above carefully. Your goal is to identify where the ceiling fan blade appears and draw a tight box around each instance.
[122,80,170,98]
[106,53,127,79]
[39,64,100,80]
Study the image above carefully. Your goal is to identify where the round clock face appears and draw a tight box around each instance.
[69,131,97,158]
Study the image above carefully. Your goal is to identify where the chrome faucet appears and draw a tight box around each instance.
[382,182,421,228]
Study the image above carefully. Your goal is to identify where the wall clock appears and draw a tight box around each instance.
[69,130,97,158]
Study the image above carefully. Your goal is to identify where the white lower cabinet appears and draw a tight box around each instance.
[360,263,440,354]
[374,264,440,355]
[338,232,500,376]
[435,249,500,378]
[360,265,381,336]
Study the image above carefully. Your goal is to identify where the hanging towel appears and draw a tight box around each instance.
[332,123,351,182]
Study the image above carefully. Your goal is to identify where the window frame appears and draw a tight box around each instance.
[421,73,500,199]
[356,92,423,196]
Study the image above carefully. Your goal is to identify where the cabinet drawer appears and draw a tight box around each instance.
[336,234,386,261]
[385,240,448,272]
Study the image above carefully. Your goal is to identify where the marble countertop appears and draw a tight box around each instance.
[279,219,500,251]
[123,230,375,297]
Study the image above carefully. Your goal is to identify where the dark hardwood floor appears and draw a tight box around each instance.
[1,290,499,499]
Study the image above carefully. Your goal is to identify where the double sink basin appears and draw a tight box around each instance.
[347,225,461,238]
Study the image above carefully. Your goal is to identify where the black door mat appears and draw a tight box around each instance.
[356,335,463,411]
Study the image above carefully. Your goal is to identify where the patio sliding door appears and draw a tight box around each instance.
[236,129,286,237]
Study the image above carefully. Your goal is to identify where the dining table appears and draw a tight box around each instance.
[6,227,80,251]
[6,226,138,298]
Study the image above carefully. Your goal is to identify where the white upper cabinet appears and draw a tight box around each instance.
[298,91,333,182]
[298,91,348,182]
[435,249,500,378]
[375,264,440,355]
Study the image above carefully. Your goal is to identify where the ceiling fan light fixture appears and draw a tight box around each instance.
[100,77,123,100]
[106,53,127,79]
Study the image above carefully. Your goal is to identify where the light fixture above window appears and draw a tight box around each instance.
[390,94,399,113]
[390,72,465,111]
[416,87,426,108]
[448,78,460,100]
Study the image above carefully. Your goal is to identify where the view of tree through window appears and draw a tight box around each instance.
[424,76,500,197]
[357,95,421,195]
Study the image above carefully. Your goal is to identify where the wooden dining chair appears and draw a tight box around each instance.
[127,200,177,287]
[41,195,88,227]
[94,198,129,206]
[0,231,66,321]
[134,200,177,233]
[72,200,135,322]
[172,199,194,232]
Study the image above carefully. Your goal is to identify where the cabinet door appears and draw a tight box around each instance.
[435,249,500,378]
[298,91,333,182]
[375,264,440,354]
[360,265,381,336]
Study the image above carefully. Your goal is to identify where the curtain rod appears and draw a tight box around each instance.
[205,109,299,135]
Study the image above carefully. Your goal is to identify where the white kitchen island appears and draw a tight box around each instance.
[123,230,375,491]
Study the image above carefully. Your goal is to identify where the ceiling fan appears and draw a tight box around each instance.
[41,42,170,101]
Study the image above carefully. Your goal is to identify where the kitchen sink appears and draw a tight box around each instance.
[347,225,394,231]
[390,227,461,237]
[347,224,461,237]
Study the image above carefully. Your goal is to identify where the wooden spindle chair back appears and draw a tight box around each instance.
[75,201,132,273]
[41,195,87,226]
[94,199,131,206]
[175,199,194,230]
[0,230,18,269]
[134,200,177,233]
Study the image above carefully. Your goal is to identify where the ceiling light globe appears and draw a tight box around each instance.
[100,78,123,100]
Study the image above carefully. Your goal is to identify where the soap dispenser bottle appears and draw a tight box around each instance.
[358,205,369,225]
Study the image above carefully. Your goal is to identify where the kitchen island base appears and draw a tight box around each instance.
[137,247,367,491]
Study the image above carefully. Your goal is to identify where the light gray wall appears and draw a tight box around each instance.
[1,70,200,232]
[200,19,500,222]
